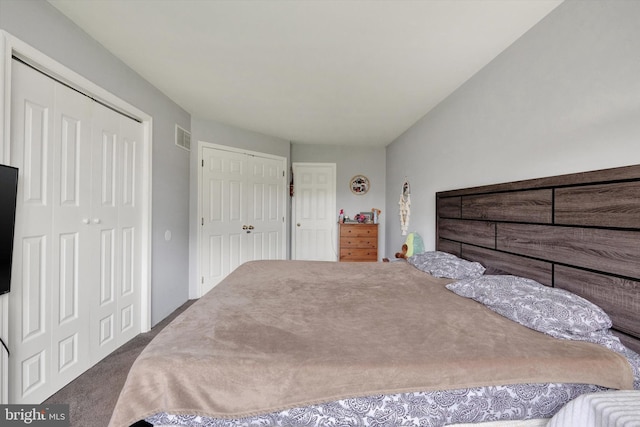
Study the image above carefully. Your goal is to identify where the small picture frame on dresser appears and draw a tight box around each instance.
[358,212,373,223]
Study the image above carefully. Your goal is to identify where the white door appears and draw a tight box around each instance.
[292,163,337,261]
[200,145,286,295]
[9,58,62,405]
[89,104,143,363]
[8,60,143,403]
[50,69,93,391]
[246,155,286,261]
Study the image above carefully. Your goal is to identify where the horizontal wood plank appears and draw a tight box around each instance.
[437,196,461,218]
[555,265,640,339]
[436,239,461,257]
[555,181,640,229]
[496,223,640,279]
[439,218,495,248]
[462,245,553,286]
[437,164,640,198]
[462,189,552,223]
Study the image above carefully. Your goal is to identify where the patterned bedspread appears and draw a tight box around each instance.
[146,383,607,426]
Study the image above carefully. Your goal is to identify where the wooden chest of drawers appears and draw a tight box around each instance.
[339,223,378,262]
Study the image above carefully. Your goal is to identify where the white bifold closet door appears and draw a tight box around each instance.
[8,60,143,404]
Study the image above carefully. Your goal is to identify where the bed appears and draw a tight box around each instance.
[109,164,640,427]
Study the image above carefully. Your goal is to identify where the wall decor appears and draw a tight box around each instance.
[399,178,411,235]
[350,175,370,195]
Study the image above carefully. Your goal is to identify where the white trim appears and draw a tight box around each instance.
[195,141,288,298]
[199,141,286,160]
[0,30,152,335]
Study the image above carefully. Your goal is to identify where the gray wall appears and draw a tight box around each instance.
[385,0,640,257]
[189,117,291,297]
[0,0,191,326]
[291,143,386,259]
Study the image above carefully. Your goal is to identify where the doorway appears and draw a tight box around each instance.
[291,162,337,261]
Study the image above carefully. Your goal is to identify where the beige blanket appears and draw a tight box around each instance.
[109,260,633,426]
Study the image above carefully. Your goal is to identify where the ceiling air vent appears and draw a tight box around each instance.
[175,125,191,151]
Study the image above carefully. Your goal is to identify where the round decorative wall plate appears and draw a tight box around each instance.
[350,175,370,195]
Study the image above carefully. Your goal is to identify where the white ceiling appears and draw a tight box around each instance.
[48,0,562,147]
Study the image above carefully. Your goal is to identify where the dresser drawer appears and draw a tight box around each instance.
[340,236,377,248]
[339,248,377,262]
[340,225,377,237]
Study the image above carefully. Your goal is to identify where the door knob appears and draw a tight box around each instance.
[93,218,101,224]
[297,223,301,227]
[242,225,248,230]
[248,225,254,230]
[82,218,90,224]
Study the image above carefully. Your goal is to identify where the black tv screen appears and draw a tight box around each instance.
[0,164,18,296]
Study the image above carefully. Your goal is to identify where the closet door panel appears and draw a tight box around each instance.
[247,157,284,261]
[90,105,120,362]
[200,148,246,295]
[51,81,93,390]
[9,61,55,403]
[90,107,142,360]
[115,115,142,344]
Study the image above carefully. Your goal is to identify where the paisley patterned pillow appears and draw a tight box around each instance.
[447,275,612,337]
[407,251,485,279]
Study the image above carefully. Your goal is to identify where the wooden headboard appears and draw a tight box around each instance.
[436,164,640,354]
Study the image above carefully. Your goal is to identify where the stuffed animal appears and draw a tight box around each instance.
[383,232,424,262]
[394,244,410,259]
[395,232,424,258]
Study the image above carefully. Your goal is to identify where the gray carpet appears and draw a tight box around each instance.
[44,300,196,427]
